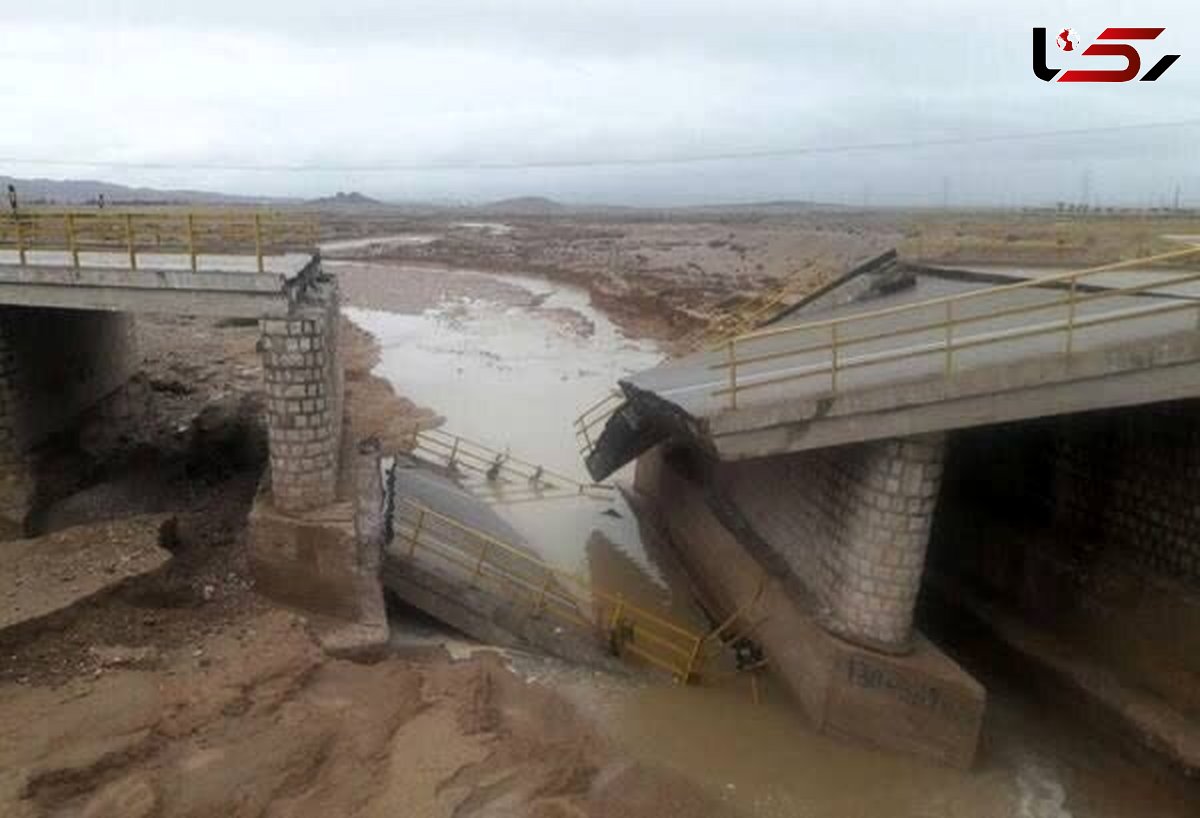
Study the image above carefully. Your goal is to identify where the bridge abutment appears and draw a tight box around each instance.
[0,306,138,534]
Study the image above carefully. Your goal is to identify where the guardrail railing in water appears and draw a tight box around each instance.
[711,246,1200,410]
[407,426,614,505]
[0,209,319,273]
[392,496,711,681]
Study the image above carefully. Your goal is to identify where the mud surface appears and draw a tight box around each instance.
[0,309,734,817]
[330,217,900,344]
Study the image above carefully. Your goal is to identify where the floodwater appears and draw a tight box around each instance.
[319,233,439,254]
[339,256,1199,818]
[339,260,682,616]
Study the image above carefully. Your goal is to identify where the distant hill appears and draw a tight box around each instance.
[678,199,847,214]
[477,196,566,215]
[306,191,383,207]
[0,175,286,206]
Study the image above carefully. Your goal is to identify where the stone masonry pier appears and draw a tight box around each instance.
[715,434,944,652]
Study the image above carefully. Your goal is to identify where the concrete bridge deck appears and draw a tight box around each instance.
[0,250,317,317]
[588,250,1200,475]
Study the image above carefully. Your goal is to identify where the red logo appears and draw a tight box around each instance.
[1033,27,1180,82]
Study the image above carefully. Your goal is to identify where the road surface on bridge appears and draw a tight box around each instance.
[626,266,1200,419]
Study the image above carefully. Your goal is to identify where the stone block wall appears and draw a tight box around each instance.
[0,307,138,533]
[260,280,343,512]
[1053,400,1200,586]
[0,307,137,451]
[715,434,945,651]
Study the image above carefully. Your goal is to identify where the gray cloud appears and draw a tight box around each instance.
[2,1,1197,205]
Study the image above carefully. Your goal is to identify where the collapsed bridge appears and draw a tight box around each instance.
[581,247,1200,768]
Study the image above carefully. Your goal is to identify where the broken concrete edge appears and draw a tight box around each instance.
[633,444,985,769]
[0,514,177,646]
[927,571,1200,780]
[585,380,710,482]
[763,248,902,327]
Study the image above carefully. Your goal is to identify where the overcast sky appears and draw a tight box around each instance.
[2,1,1197,206]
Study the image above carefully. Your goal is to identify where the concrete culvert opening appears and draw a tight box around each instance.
[923,399,1200,778]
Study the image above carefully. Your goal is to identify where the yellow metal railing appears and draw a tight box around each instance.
[573,269,829,459]
[574,391,626,462]
[0,209,318,273]
[407,426,613,504]
[681,267,831,352]
[393,496,710,681]
[712,246,1200,410]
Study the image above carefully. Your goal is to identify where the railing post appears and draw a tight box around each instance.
[726,339,739,410]
[254,213,264,273]
[944,300,954,377]
[830,322,839,392]
[124,214,137,270]
[534,570,553,615]
[66,213,79,269]
[448,435,461,470]
[471,542,490,584]
[681,635,704,684]
[15,218,26,266]
[186,213,197,272]
[609,597,626,635]
[579,419,593,456]
[1065,274,1078,357]
[408,508,425,558]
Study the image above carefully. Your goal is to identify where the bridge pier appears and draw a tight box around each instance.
[258,278,343,512]
[636,434,984,768]
[716,434,944,652]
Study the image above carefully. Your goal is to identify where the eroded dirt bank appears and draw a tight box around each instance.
[0,312,734,818]
[326,216,900,344]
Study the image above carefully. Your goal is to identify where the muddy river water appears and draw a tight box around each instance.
[336,255,1197,818]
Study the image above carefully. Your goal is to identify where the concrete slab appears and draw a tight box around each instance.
[0,515,175,640]
[629,270,1200,419]
[587,260,1200,478]
[0,250,312,276]
[0,253,318,317]
[932,574,1200,778]
[385,458,629,674]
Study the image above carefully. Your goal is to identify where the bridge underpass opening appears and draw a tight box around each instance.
[924,400,1200,774]
[0,305,140,535]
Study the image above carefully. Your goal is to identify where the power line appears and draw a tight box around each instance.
[2,117,1199,174]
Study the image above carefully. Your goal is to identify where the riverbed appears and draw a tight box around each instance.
[336,256,1200,818]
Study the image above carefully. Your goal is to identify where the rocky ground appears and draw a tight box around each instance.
[325,215,902,345]
[0,311,736,817]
